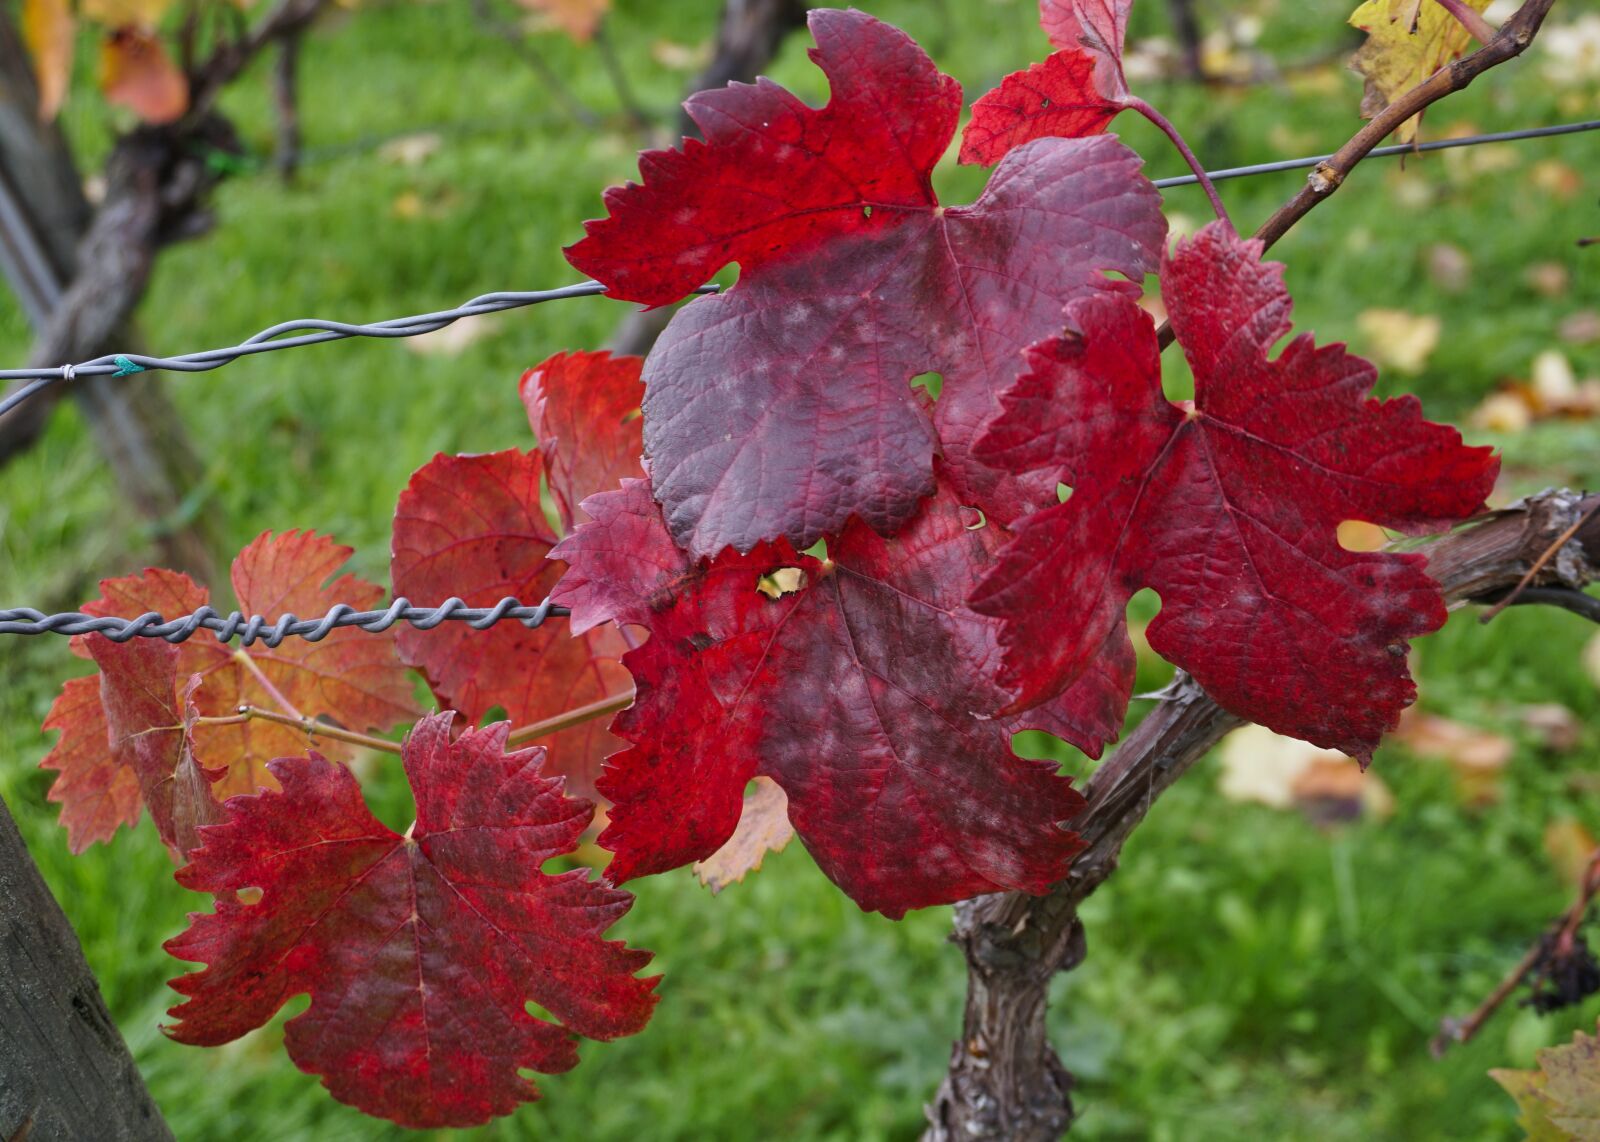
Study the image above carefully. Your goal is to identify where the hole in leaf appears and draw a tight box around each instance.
[910,372,943,401]
[1057,483,1073,504]
[1337,520,1394,552]
[804,539,829,560]
[479,705,509,729]
[359,761,417,835]
[1160,353,1196,405]
[525,999,563,1027]
[862,204,873,220]
[757,567,808,599]
[1040,97,1052,109]
[962,506,987,530]
[236,886,264,906]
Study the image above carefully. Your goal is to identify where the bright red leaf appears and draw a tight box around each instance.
[970,223,1499,760]
[520,349,645,528]
[552,474,1104,918]
[962,0,1135,166]
[392,353,642,799]
[565,7,1165,557]
[40,534,417,846]
[165,713,657,1129]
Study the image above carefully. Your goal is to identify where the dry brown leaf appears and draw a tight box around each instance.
[1393,710,1512,805]
[23,0,75,122]
[1425,243,1473,293]
[1562,312,1600,347]
[1348,0,1493,143]
[99,28,187,125]
[693,777,794,893]
[513,0,609,42]
[1290,755,1395,824]
[1519,703,1583,754]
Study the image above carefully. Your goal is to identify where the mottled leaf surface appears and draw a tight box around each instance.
[553,476,1099,917]
[166,713,657,1129]
[566,7,1165,555]
[971,223,1498,760]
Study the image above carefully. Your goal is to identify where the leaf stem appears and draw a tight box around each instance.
[1431,0,1498,44]
[506,690,635,747]
[1431,847,1600,1055]
[1128,97,1231,227]
[230,649,303,720]
[201,706,405,756]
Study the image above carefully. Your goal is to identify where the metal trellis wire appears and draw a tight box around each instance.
[3,117,1598,645]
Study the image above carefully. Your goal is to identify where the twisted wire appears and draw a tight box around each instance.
[0,282,722,420]
[0,598,568,648]
[0,119,1591,423]
[3,118,1598,645]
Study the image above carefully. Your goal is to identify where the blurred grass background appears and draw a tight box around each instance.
[1,0,1598,1137]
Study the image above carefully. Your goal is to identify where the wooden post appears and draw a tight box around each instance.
[0,794,173,1141]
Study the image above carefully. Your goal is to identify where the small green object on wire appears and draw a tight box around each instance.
[111,355,145,377]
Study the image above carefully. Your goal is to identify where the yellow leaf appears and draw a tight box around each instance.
[693,778,794,893]
[1544,818,1598,892]
[22,0,75,122]
[513,0,610,43]
[1492,1023,1600,1141]
[1348,0,1492,142]
[1357,308,1441,375]
[81,0,174,27]
[99,29,187,125]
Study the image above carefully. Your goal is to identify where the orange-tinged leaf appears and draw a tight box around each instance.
[22,0,75,121]
[100,28,187,125]
[693,778,794,893]
[43,533,418,838]
[40,674,142,852]
[1348,0,1492,143]
[513,0,609,42]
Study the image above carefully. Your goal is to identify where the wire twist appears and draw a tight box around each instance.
[0,598,568,648]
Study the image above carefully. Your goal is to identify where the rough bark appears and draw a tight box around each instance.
[271,31,304,182]
[1166,0,1205,80]
[608,0,809,358]
[0,9,218,581]
[0,794,173,1142]
[923,490,1600,1140]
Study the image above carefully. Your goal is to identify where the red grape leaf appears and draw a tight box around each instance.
[552,475,1100,918]
[565,7,1166,556]
[39,675,141,852]
[961,0,1134,166]
[970,223,1499,760]
[165,713,657,1129]
[520,350,645,529]
[87,636,223,858]
[43,533,417,823]
[391,448,630,798]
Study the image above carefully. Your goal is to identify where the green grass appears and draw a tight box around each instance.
[2,0,1599,1137]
